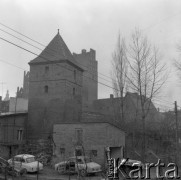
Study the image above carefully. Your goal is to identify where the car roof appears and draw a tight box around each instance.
[15,154,35,159]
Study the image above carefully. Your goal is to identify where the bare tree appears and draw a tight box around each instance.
[111,29,167,162]
[111,33,128,125]
[127,29,167,162]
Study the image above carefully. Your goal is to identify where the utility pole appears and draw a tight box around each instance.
[175,101,178,165]
[12,91,18,180]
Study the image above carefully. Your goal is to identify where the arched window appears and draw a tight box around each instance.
[44,85,48,93]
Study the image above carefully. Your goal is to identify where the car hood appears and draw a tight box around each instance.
[86,162,101,169]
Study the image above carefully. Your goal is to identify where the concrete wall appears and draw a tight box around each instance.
[73,49,98,110]
[53,122,125,166]
[28,61,83,139]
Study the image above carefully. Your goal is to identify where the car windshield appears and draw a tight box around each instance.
[26,157,35,163]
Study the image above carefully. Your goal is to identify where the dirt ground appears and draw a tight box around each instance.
[0,166,104,180]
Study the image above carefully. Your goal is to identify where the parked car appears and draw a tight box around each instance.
[0,156,26,176]
[55,156,102,177]
[123,158,143,167]
[8,154,43,173]
[119,158,143,174]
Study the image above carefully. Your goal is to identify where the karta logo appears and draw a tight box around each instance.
[107,158,180,179]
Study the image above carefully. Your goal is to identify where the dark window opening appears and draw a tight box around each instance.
[73,88,75,96]
[75,149,83,156]
[74,70,76,81]
[17,129,23,141]
[44,85,48,93]
[45,66,49,73]
[91,150,97,157]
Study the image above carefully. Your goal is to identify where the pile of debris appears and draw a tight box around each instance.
[18,139,53,166]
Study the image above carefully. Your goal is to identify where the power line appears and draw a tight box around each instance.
[0,22,45,47]
[0,23,177,109]
[0,57,174,110]
[0,47,175,110]
[0,35,118,92]
[142,11,181,32]
[0,58,27,71]
[0,23,113,83]
[0,37,175,109]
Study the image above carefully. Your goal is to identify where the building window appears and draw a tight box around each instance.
[75,129,83,145]
[17,129,23,141]
[74,70,76,81]
[45,66,49,73]
[73,88,75,96]
[91,150,97,157]
[75,148,83,156]
[60,148,65,155]
[44,85,48,93]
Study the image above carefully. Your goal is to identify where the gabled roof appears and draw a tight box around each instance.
[29,31,83,71]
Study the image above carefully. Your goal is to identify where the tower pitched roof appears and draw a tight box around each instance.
[29,31,83,70]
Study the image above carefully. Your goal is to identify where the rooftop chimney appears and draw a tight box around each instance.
[82,49,86,54]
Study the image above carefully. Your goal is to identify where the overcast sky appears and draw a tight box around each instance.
[0,0,181,111]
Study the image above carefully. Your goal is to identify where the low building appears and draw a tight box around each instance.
[53,122,125,166]
[0,112,27,158]
[0,96,9,113]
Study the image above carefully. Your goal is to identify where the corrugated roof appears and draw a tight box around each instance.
[29,31,83,70]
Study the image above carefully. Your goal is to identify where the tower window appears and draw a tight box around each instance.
[44,85,48,93]
[74,70,76,81]
[73,88,75,96]
[45,66,49,73]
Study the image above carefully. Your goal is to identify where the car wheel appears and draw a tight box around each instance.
[57,166,65,174]
[20,168,27,176]
[80,169,87,177]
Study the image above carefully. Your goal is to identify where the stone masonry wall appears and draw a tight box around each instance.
[28,62,83,140]
[73,49,98,110]
[53,123,125,166]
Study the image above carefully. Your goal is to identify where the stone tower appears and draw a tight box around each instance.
[28,31,83,140]
[73,49,98,110]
